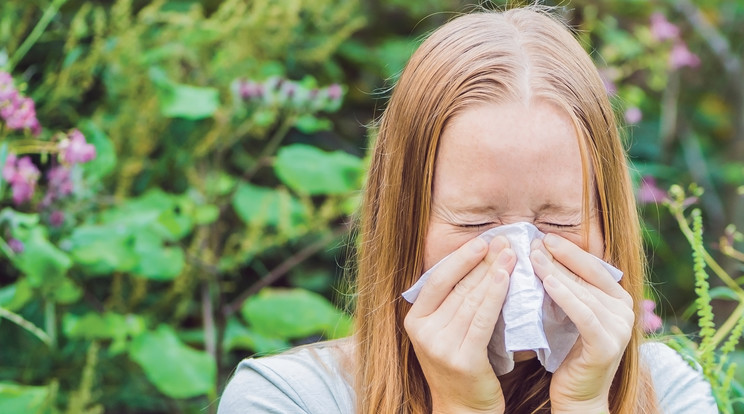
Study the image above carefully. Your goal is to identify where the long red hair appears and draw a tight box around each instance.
[352,7,658,414]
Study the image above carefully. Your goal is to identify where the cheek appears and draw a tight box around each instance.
[423,224,470,272]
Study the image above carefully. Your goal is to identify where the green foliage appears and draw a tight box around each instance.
[0,0,742,412]
[241,287,353,340]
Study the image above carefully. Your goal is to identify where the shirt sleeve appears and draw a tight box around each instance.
[642,342,719,414]
[216,346,354,414]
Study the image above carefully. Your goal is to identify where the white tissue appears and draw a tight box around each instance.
[402,222,623,375]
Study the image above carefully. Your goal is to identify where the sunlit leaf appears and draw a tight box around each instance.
[241,288,353,340]
[129,325,215,399]
[274,144,363,195]
[0,382,52,414]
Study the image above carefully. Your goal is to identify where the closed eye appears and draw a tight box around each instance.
[456,223,494,230]
[542,222,580,229]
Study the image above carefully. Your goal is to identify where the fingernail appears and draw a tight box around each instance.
[497,248,513,265]
[531,249,548,266]
[491,235,508,250]
[470,238,486,253]
[530,238,542,250]
[544,275,560,289]
[544,233,560,248]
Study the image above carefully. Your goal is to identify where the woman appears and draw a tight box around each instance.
[218,7,716,413]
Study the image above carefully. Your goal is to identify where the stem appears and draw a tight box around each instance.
[708,301,744,351]
[672,207,744,295]
[8,0,69,72]
[202,279,216,362]
[223,223,349,317]
[244,116,294,181]
[0,237,16,260]
[45,300,56,348]
[0,306,52,346]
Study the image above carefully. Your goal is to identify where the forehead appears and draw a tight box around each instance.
[434,101,588,213]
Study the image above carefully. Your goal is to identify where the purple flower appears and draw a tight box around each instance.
[637,176,668,205]
[0,73,18,102]
[326,84,342,100]
[669,42,700,70]
[43,165,74,205]
[2,153,41,205]
[2,96,41,135]
[59,129,96,165]
[624,107,643,124]
[7,238,24,254]
[650,13,680,42]
[642,299,663,333]
[0,72,42,136]
[238,80,263,100]
[49,210,65,227]
[598,69,617,96]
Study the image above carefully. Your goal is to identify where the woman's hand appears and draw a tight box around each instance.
[404,236,516,414]
[530,233,634,413]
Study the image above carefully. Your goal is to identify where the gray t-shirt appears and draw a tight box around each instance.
[217,340,718,413]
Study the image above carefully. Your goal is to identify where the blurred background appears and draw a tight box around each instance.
[0,0,742,412]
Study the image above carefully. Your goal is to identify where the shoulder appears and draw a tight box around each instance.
[640,341,718,413]
[217,339,355,414]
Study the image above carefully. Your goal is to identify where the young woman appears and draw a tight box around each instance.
[218,7,717,414]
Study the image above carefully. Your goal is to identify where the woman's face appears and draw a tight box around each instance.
[425,100,604,271]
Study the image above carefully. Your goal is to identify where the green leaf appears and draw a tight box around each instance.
[241,288,353,340]
[132,231,184,280]
[79,120,117,181]
[294,114,332,133]
[274,144,363,195]
[193,204,219,224]
[151,67,220,120]
[223,317,289,354]
[13,228,71,288]
[0,382,52,414]
[129,325,216,399]
[232,182,306,227]
[63,312,145,341]
[67,225,137,276]
[0,279,32,311]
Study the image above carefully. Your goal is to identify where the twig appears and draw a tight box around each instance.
[0,306,52,346]
[223,223,350,317]
[202,280,216,361]
[8,0,69,71]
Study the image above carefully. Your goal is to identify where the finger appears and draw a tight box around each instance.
[542,233,627,300]
[410,237,489,317]
[542,275,607,345]
[433,238,511,322]
[530,239,578,285]
[442,260,506,343]
[543,274,633,360]
[462,262,511,350]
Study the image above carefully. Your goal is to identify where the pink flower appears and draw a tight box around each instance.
[7,238,24,254]
[49,210,65,227]
[642,299,663,333]
[2,153,41,205]
[637,176,668,204]
[326,84,342,100]
[650,13,680,41]
[0,72,42,136]
[43,165,74,205]
[2,96,41,135]
[669,42,700,69]
[59,129,96,165]
[238,80,263,100]
[624,107,643,124]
